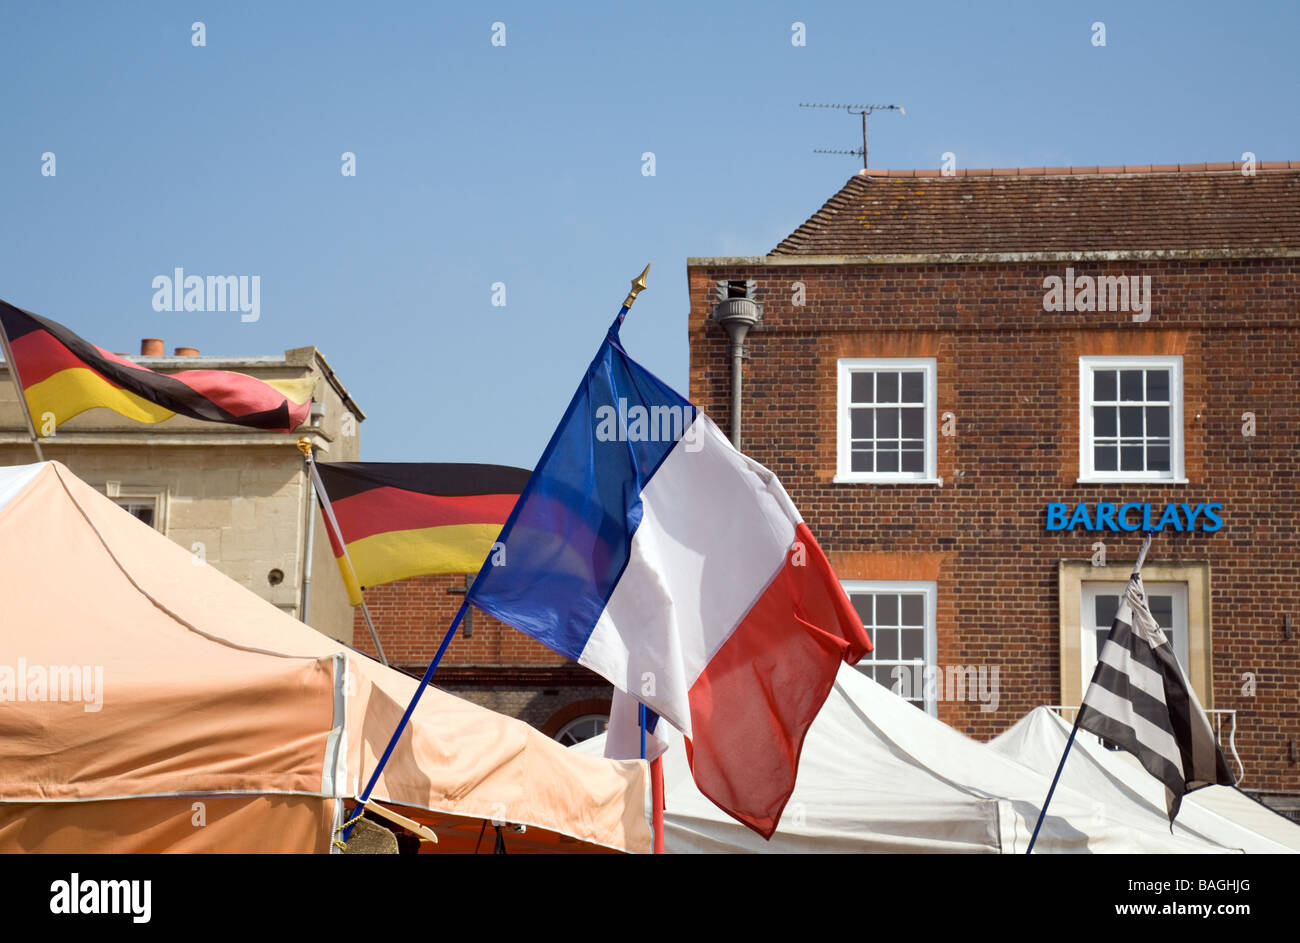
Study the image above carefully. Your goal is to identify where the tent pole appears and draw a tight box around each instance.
[650,757,665,854]
[0,320,44,461]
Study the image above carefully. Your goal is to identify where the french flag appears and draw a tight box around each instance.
[469,313,871,838]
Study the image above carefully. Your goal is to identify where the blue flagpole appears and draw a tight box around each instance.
[1026,714,1081,853]
[1027,533,1153,854]
[342,266,652,844]
[344,596,470,840]
[639,703,647,761]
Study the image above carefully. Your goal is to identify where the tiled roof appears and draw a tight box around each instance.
[770,163,1300,256]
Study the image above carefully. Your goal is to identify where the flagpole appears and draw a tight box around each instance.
[302,442,389,666]
[300,440,318,623]
[343,264,652,843]
[639,703,647,760]
[0,318,45,461]
[650,757,666,854]
[1027,532,1153,853]
[639,703,667,853]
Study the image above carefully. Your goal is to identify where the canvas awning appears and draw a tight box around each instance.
[0,461,649,853]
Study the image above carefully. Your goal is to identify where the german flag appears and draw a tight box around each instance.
[312,461,530,606]
[0,301,313,433]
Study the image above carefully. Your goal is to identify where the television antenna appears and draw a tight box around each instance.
[801,103,905,171]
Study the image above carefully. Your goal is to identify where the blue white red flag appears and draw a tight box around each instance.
[468,313,871,838]
[605,690,670,762]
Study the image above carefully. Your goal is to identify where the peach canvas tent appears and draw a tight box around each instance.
[0,461,650,853]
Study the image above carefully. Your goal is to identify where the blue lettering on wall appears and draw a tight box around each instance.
[1045,502,1223,533]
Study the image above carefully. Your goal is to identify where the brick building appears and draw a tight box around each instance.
[354,578,612,741]
[686,162,1300,806]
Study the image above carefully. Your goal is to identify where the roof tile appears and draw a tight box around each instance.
[770,166,1300,255]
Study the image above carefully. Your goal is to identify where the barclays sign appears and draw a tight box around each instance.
[1046,501,1223,533]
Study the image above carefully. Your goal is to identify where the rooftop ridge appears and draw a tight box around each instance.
[855,161,1300,179]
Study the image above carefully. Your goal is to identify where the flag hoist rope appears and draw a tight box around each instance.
[342,265,652,844]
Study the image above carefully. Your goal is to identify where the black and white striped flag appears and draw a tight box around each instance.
[1077,571,1234,823]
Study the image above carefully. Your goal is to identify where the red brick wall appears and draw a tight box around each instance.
[354,577,612,737]
[688,257,1300,792]
[353,574,569,668]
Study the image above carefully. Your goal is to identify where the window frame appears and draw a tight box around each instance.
[1080,580,1190,695]
[1078,355,1185,484]
[836,357,939,484]
[553,714,609,747]
[841,579,938,716]
[104,481,168,533]
[1057,560,1212,709]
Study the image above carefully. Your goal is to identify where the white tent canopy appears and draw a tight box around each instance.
[577,663,1300,853]
[990,707,1300,853]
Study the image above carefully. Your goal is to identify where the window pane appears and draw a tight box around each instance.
[1093,406,1117,437]
[877,409,899,437]
[850,594,872,626]
[1120,445,1145,471]
[901,450,924,473]
[1146,369,1170,401]
[1093,369,1117,401]
[1119,370,1144,401]
[1148,445,1170,472]
[877,372,899,403]
[900,372,924,403]
[1146,406,1169,438]
[875,630,898,660]
[1094,595,1119,628]
[852,450,873,473]
[1097,629,1109,654]
[876,594,898,626]
[1119,406,1144,437]
[900,408,923,439]
[1094,445,1118,471]
[1148,595,1173,628]
[877,452,899,473]
[851,372,874,404]
[900,595,924,626]
[851,408,873,438]
[901,629,923,661]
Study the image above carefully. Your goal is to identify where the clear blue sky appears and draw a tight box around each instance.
[2,1,1296,464]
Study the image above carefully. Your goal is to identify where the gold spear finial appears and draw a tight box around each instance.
[623,263,651,309]
[296,436,313,458]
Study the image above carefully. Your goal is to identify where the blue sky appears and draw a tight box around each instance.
[2,1,1296,464]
